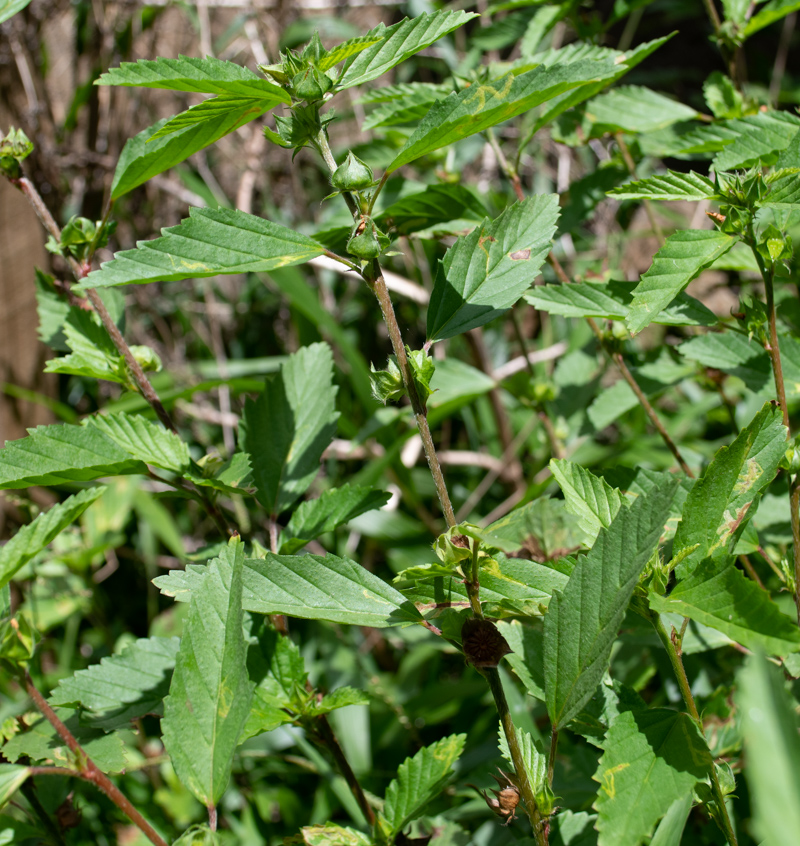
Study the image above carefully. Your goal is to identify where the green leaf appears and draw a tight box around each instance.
[426,194,559,343]
[86,413,190,474]
[483,497,584,560]
[162,538,254,807]
[608,170,721,201]
[155,552,424,628]
[292,824,371,846]
[0,423,147,489]
[146,95,279,144]
[241,343,339,516]
[526,280,717,327]
[318,33,384,72]
[362,85,443,130]
[0,487,104,589]
[0,765,29,809]
[673,403,786,576]
[388,56,619,173]
[649,794,693,846]
[544,480,677,729]
[49,636,180,730]
[712,111,800,171]
[80,207,326,288]
[499,620,545,700]
[381,734,465,837]
[306,687,371,717]
[0,0,30,25]
[585,85,697,134]
[703,71,744,120]
[550,459,624,542]
[743,0,800,37]
[44,309,124,384]
[677,330,773,393]
[736,652,800,844]
[498,722,548,797]
[593,709,711,846]
[762,168,800,209]
[337,11,478,90]
[97,55,291,100]
[626,230,736,335]
[650,558,800,654]
[282,485,390,552]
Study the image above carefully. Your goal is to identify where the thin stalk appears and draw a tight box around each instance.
[23,672,169,846]
[546,728,558,788]
[615,134,664,247]
[650,616,739,846]
[484,668,547,846]
[485,128,525,203]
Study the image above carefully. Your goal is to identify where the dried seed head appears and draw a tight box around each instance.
[468,769,521,826]
[461,618,512,668]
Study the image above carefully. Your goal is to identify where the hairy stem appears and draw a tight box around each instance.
[24,672,169,846]
[650,616,739,846]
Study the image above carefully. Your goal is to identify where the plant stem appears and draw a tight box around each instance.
[547,728,558,788]
[650,616,739,846]
[483,668,547,846]
[615,134,664,247]
[23,672,169,846]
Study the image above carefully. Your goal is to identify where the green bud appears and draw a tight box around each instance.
[370,358,404,404]
[130,345,162,373]
[332,152,374,191]
[291,66,332,101]
[346,217,389,260]
[0,615,38,670]
[528,380,557,404]
[434,523,478,568]
[259,62,290,85]
[0,127,33,179]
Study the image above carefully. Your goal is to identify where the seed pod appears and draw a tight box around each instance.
[346,217,389,260]
[461,618,512,668]
[332,152,374,191]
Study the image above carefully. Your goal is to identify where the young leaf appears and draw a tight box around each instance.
[736,651,800,844]
[593,709,712,846]
[362,84,443,129]
[155,552,424,628]
[672,403,786,576]
[86,413,190,474]
[381,734,466,838]
[388,57,619,173]
[162,538,254,807]
[49,636,180,730]
[650,558,800,654]
[337,11,478,90]
[79,207,326,288]
[608,170,721,201]
[241,343,339,516]
[649,794,693,846]
[426,195,559,343]
[527,280,717,327]
[744,0,800,38]
[0,486,104,589]
[146,94,279,143]
[44,308,123,383]
[626,230,736,335]
[550,459,624,542]
[584,85,697,134]
[0,423,147,489]
[97,55,291,100]
[282,485,390,552]
[544,480,677,729]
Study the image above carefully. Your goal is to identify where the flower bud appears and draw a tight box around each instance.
[332,152,374,191]
[291,67,332,101]
[346,217,389,260]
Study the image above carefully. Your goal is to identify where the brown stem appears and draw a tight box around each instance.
[367,265,457,527]
[208,804,218,832]
[650,616,739,846]
[486,128,525,203]
[738,554,765,590]
[24,672,169,846]
[616,134,664,247]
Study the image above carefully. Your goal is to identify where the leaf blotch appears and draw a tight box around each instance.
[509,249,531,261]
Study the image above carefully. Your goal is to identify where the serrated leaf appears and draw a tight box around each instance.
[162,539,254,806]
[585,85,697,134]
[499,619,545,700]
[49,636,180,730]
[0,0,30,24]
[426,195,559,343]
[498,722,548,794]
[292,824,372,846]
[155,552,424,628]
[593,709,711,846]
[86,413,190,474]
[550,459,624,542]
[1,711,127,773]
[608,170,721,201]
[80,207,325,288]
[381,734,465,837]
[526,280,717,327]
[97,55,291,100]
[484,497,584,560]
[677,331,772,393]
[306,687,371,717]
[0,765,29,809]
[282,485,390,552]
[241,343,338,516]
[389,56,619,173]
[35,269,70,351]
[743,0,800,37]
[544,480,677,729]
[626,230,736,335]
[318,33,384,72]
[712,111,800,171]
[736,652,800,845]
[673,403,786,576]
[44,309,123,383]
[650,558,800,654]
[762,168,800,209]
[0,423,147,489]
[362,86,443,130]
[0,487,104,589]
[337,11,477,90]
[703,71,744,120]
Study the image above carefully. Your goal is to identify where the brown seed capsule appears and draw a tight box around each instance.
[461,618,512,668]
[467,769,521,826]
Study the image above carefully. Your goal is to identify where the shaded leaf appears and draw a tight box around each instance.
[427,195,559,343]
[80,207,325,288]
[162,539,254,806]
[712,111,800,171]
[744,0,800,37]
[0,765,29,809]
